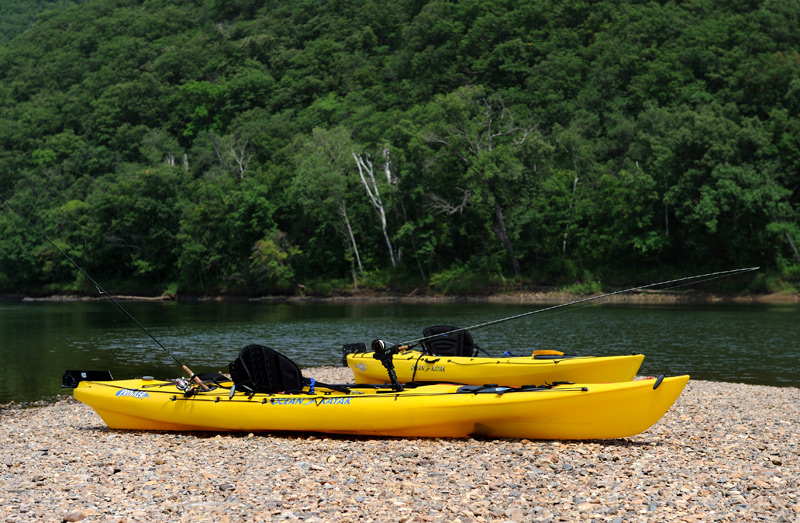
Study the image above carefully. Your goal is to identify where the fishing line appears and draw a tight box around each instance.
[399,266,760,348]
[0,194,208,389]
[534,269,758,318]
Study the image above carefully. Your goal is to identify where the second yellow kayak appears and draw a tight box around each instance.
[345,350,645,386]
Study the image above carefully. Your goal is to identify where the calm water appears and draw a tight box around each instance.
[1,300,798,403]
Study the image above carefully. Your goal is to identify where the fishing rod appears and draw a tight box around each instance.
[0,194,208,390]
[397,266,760,349]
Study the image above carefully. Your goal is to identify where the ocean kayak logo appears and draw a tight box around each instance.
[115,389,149,399]
[270,397,351,405]
[354,363,367,372]
[411,364,446,373]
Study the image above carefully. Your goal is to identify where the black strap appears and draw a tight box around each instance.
[411,352,426,382]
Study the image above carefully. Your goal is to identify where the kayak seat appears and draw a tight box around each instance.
[421,326,479,357]
[229,344,305,394]
[341,342,368,366]
[229,345,352,395]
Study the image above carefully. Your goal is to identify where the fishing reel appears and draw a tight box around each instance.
[371,339,403,391]
[371,338,399,360]
[174,377,200,397]
[175,375,217,397]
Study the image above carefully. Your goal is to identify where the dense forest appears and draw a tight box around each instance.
[0,0,798,297]
[0,0,90,44]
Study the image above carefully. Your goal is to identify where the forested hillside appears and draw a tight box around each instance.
[1,0,798,296]
[0,0,90,44]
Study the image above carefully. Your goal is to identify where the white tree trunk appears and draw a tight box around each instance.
[210,134,252,179]
[786,230,800,263]
[230,137,252,177]
[353,151,397,268]
[339,200,364,278]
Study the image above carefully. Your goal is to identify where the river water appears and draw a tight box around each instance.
[1,299,798,403]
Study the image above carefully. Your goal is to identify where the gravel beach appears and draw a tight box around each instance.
[1,368,797,523]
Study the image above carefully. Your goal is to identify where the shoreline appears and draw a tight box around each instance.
[7,289,800,304]
[2,372,797,522]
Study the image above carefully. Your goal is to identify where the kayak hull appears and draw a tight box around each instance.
[346,351,645,386]
[73,375,688,440]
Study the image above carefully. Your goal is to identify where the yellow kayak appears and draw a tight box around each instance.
[72,374,688,439]
[345,350,645,387]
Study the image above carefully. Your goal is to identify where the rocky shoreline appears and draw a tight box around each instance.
[8,289,800,305]
[2,367,798,522]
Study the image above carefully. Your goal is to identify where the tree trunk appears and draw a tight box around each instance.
[353,152,397,267]
[563,173,579,254]
[339,200,364,279]
[399,198,428,282]
[492,200,521,278]
[786,230,800,263]
[350,258,358,290]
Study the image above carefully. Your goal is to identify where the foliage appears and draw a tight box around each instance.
[429,257,504,295]
[0,0,798,296]
[559,279,603,296]
[249,230,301,292]
[0,0,90,45]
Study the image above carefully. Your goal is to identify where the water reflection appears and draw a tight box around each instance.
[1,300,798,403]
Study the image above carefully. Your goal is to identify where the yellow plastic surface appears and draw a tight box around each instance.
[74,374,688,440]
[347,351,645,387]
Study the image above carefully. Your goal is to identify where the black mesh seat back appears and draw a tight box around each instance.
[421,326,475,357]
[229,344,304,393]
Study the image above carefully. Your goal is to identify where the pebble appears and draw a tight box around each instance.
[1,368,797,522]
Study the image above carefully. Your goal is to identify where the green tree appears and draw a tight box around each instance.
[0,0,798,294]
[288,126,365,284]
[177,173,278,292]
[422,85,543,278]
[249,230,301,292]
[84,166,185,286]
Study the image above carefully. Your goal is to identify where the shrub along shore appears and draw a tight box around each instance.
[2,367,798,522]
